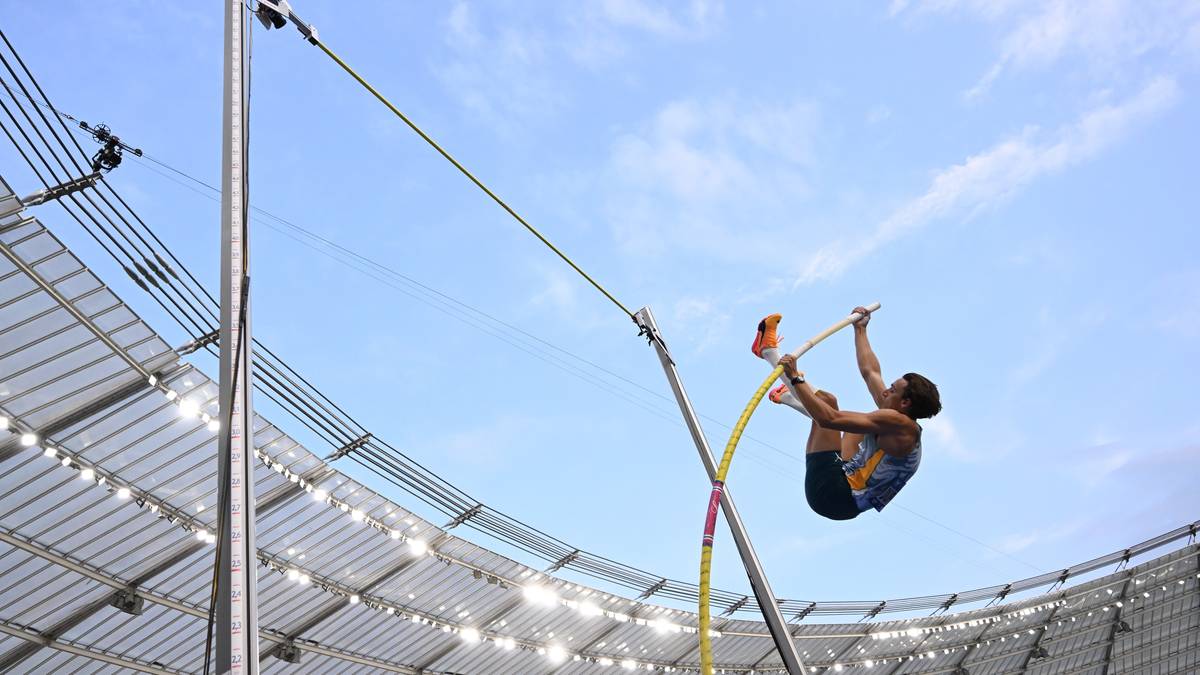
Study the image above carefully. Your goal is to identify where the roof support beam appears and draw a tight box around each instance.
[0,621,175,674]
[1063,641,1200,675]
[0,233,162,384]
[1016,597,1069,675]
[547,605,653,675]
[878,614,955,675]
[0,530,420,674]
[275,509,569,670]
[412,595,525,672]
[941,615,1005,675]
[749,640,783,671]
[749,622,816,671]
[665,613,728,669]
[260,530,452,662]
[970,616,1199,675]
[826,624,881,672]
[0,594,122,672]
[0,361,177,464]
[1099,574,1135,675]
[547,625,625,674]
[0,529,418,672]
[0,467,308,671]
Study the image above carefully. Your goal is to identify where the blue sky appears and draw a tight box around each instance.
[3,0,1198,615]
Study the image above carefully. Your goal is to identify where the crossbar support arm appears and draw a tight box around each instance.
[634,306,805,675]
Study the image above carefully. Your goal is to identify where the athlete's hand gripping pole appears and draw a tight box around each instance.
[698,303,880,675]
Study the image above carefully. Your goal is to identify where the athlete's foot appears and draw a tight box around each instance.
[751,313,782,359]
[768,384,789,404]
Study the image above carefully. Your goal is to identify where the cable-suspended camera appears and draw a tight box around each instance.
[80,121,142,172]
[20,122,143,206]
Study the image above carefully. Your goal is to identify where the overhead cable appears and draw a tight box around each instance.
[256,2,635,321]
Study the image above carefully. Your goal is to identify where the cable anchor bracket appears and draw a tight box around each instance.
[18,171,101,207]
[324,433,372,462]
[632,309,675,366]
[255,0,320,44]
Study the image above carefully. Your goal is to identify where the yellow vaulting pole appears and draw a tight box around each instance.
[698,303,879,675]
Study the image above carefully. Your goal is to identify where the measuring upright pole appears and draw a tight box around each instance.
[216,0,258,671]
[634,307,806,675]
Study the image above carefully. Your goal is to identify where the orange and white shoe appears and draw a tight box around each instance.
[768,384,789,404]
[750,313,782,359]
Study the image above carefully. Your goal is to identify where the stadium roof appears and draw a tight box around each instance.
[1,173,1197,674]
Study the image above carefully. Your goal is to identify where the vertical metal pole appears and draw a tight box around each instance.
[218,0,258,672]
[634,307,806,675]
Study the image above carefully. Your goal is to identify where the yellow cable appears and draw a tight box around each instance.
[311,40,635,320]
[698,303,879,675]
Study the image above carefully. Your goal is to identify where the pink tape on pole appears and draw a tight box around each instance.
[702,480,724,547]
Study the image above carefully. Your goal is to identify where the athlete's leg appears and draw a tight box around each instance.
[754,314,816,417]
[761,347,812,418]
[805,390,842,455]
[834,392,864,460]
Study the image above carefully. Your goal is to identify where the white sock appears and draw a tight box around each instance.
[760,347,811,418]
[772,387,812,416]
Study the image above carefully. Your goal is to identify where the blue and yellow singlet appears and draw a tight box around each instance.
[842,430,921,513]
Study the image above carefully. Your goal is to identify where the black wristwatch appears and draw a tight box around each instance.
[789,375,805,385]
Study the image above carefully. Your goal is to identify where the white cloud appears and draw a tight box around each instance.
[592,0,724,39]
[995,521,1081,554]
[612,103,755,202]
[606,96,820,261]
[671,296,731,354]
[446,2,483,50]
[565,2,724,67]
[529,267,580,312]
[996,531,1039,554]
[520,263,610,335]
[893,0,1200,98]
[437,3,563,132]
[921,414,973,461]
[1075,445,1134,487]
[893,0,1029,21]
[438,2,727,124]
[1069,442,1198,491]
[796,76,1178,284]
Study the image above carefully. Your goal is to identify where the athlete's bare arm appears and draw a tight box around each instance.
[852,306,887,408]
[779,354,907,435]
[799,386,910,435]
